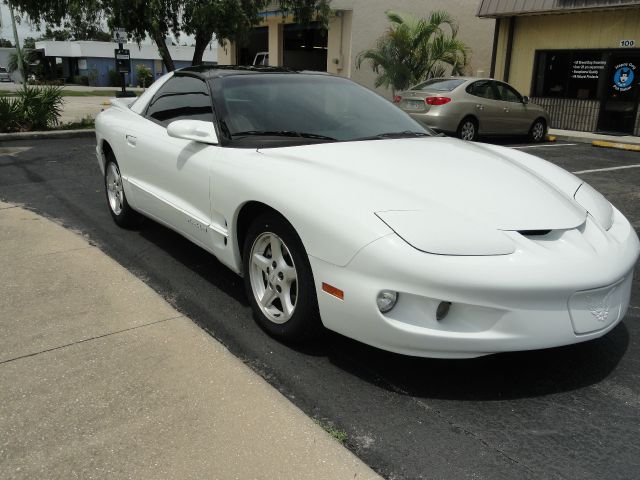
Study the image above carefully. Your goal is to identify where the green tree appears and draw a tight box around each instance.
[356,10,469,94]
[0,38,13,47]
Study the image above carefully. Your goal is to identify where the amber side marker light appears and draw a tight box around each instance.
[322,282,344,300]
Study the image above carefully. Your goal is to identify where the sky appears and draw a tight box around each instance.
[0,4,42,45]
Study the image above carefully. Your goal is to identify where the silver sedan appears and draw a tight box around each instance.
[395,77,549,142]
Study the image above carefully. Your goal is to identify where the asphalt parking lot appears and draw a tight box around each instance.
[1,137,639,479]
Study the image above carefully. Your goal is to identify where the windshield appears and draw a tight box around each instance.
[412,78,465,91]
[0,67,7,73]
[213,74,431,145]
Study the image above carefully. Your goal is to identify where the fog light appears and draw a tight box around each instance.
[436,301,451,321]
[377,290,398,313]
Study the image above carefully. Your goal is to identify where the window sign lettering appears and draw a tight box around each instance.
[620,40,636,48]
[571,59,606,80]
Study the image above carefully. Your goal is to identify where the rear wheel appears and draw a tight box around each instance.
[243,212,322,342]
[529,118,546,143]
[457,117,478,141]
[104,154,139,228]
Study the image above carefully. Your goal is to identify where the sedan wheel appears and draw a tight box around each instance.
[458,118,478,141]
[243,212,322,342]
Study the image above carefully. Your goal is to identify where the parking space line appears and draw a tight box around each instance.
[512,143,577,149]
[572,164,640,174]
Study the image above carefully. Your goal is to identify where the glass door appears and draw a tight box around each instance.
[597,51,640,134]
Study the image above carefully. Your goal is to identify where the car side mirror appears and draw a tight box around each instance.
[167,120,218,145]
[522,96,530,105]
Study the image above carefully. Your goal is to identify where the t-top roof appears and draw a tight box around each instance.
[175,65,305,79]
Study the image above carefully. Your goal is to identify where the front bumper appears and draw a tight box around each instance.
[310,210,639,358]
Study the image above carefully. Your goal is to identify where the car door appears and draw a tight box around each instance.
[493,81,532,134]
[125,75,220,249]
[465,80,503,134]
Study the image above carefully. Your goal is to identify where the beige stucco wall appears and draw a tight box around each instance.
[219,1,493,97]
[334,0,494,97]
[495,9,640,95]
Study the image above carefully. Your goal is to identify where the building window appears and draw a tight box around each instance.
[533,50,608,100]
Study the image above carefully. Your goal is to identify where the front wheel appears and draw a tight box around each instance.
[243,212,322,342]
[457,117,478,141]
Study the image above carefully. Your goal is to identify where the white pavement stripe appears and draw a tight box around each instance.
[512,143,577,149]
[572,164,640,174]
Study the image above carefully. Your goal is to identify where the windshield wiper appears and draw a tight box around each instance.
[231,130,337,141]
[355,131,432,141]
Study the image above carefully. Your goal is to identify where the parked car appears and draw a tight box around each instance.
[0,67,11,82]
[253,52,269,66]
[395,77,549,142]
[95,67,638,359]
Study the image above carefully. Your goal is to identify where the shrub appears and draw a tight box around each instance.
[108,69,122,87]
[17,84,64,130]
[0,85,64,132]
[0,96,24,133]
[72,75,89,86]
[135,64,153,88]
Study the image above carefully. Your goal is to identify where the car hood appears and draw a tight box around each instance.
[258,137,586,233]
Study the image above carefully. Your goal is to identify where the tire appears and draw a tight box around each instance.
[104,153,139,228]
[457,117,478,141]
[529,118,547,143]
[243,212,322,342]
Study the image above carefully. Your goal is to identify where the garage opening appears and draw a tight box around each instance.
[237,27,269,66]
[283,21,327,72]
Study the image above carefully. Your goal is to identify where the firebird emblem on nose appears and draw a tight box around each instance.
[585,287,617,322]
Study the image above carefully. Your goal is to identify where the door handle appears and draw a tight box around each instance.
[126,134,137,146]
[475,104,484,110]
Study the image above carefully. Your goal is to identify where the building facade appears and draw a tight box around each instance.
[34,41,218,87]
[479,0,640,136]
[218,0,495,97]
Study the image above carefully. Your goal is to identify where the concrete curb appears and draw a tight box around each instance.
[0,129,95,142]
[592,140,640,152]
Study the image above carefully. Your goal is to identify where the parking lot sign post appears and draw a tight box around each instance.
[113,28,136,98]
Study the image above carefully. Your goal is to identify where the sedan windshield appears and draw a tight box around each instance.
[212,74,431,145]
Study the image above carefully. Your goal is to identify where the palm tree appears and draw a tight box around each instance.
[356,10,469,95]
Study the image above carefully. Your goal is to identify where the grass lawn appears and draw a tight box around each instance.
[0,89,139,97]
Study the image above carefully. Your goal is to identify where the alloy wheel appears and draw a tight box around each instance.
[249,232,298,324]
[460,121,476,141]
[106,162,124,216]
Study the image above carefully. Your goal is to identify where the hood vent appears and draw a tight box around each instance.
[518,230,552,237]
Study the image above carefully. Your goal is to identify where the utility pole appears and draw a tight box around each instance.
[7,1,26,86]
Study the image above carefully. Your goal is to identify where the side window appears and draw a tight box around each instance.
[466,81,497,100]
[145,76,214,127]
[495,82,523,103]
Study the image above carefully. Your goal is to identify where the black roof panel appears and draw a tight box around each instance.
[174,65,298,79]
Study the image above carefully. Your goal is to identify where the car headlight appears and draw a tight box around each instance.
[574,182,614,230]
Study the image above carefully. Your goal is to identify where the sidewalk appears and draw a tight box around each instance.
[549,128,640,148]
[0,202,380,480]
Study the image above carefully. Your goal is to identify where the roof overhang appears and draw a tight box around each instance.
[477,0,640,18]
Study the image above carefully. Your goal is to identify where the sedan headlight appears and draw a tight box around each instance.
[574,182,614,230]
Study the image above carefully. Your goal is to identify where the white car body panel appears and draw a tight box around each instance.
[94,71,639,358]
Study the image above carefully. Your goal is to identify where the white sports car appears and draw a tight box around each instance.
[95,66,639,359]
